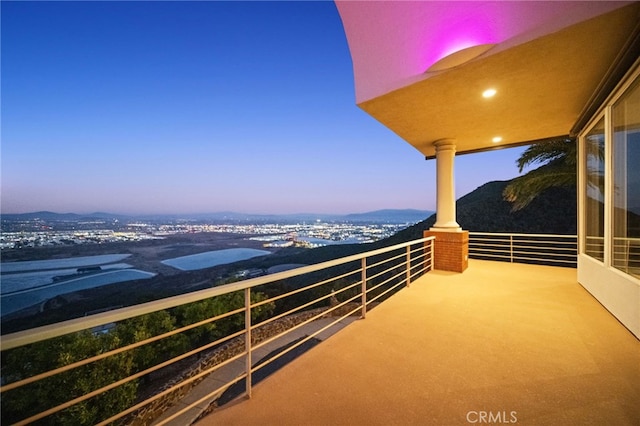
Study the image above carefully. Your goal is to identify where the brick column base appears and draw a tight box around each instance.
[423,230,469,272]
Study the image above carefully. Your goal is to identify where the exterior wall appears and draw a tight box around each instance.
[578,254,640,338]
[424,230,469,272]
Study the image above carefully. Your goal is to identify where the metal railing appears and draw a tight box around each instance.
[0,237,434,426]
[585,235,605,262]
[586,235,640,277]
[612,237,640,278]
[468,232,577,267]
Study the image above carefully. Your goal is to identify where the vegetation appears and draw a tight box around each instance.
[1,293,274,425]
[2,329,138,425]
[502,138,578,211]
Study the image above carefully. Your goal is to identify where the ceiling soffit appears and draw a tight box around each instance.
[354,3,640,158]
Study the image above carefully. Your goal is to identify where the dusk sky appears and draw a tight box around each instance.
[2,1,528,216]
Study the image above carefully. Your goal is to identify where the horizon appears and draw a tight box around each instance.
[2,2,527,216]
[2,206,436,218]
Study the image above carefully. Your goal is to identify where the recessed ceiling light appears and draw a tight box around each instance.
[492,136,503,143]
[483,88,497,98]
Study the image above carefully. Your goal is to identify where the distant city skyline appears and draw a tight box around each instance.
[2,1,527,216]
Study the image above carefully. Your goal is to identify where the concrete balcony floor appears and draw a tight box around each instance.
[197,260,640,426]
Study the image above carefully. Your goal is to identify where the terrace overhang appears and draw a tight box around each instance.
[336,1,640,158]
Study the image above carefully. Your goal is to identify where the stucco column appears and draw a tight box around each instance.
[431,138,461,231]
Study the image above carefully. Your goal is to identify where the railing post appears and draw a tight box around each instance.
[406,245,411,287]
[244,287,252,399]
[361,257,367,319]
[510,235,514,263]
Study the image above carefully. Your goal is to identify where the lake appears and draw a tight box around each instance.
[161,248,271,271]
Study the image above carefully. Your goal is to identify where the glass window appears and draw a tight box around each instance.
[612,77,640,278]
[584,117,605,262]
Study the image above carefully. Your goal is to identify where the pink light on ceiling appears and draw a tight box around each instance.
[436,41,491,63]
[418,1,502,71]
[335,1,633,103]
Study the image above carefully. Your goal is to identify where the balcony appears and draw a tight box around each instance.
[1,236,638,425]
[200,260,639,425]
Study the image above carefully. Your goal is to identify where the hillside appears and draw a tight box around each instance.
[379,180,576,246]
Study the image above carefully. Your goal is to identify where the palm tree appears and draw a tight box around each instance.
[502,138,577,211]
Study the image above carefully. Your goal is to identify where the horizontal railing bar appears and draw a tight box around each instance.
[411,265,428,276]
[408,257,426,267]
[469,242,509,247]
[251,281,360,330]
[408,245,425,255]
[470,240,577,248]
[367,252,405,270]
[469,239,512,244]
[98,352,249,426]
[469,254,514,259]
[0,307,244,392]
[1,237,435,351]
[251,303,362,377]
[252,293,361,353]
[407,246,430,259]
[470,248,513,255]
[470,232,576,238]
[471,251,576,262]
[15,337,248,426]
[470,244,517,249]
[512,249,575,258]
[512,248,576,255]
[509,241,577,247]
[409,266,428,281]
[1,306,244,392]
[471,243,576,249]
[408,260,427,274]
[612,258,640,264]
[366,263,403,282]
[472,247,575,257]
[152,375,243,426]
[366,269,405,295]
[512,256,576,264]
[367,277,407,306]
[251,268,360,309]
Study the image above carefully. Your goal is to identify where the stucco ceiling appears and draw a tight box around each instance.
[337,1,640,158]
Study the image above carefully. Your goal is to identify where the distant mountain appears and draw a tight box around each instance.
[1,209,433,225]
[143,210,434,224]
[343,209,433,223]
[0,211,127,222]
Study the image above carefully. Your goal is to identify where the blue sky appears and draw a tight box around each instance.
[1,1,527,215]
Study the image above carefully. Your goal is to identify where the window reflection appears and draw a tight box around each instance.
[612,77,640,278]
[584,117,605,262]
